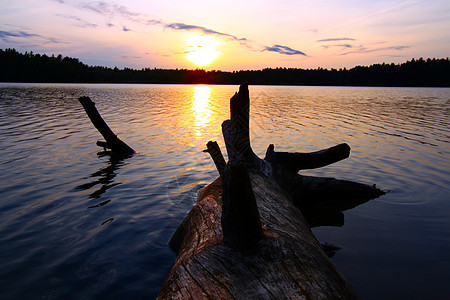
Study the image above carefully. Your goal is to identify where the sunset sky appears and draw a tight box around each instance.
[1,0,449,70]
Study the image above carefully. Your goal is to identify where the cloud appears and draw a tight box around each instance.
[322,44,353,50]
[56,14,98,28]
[317,37,356,42]
[0,29,64,46]
[80,1,110,15]
[165,23,241,41]
[317,35,409,56]
[146,19,163,26]
[318,38,356,51]
[120,55,142,60]
[0,30,39,39]
[63,2,307,57]
[319,39,408,56]
[341,45,410,55]
[336,44,353,48]
[78,1,141,20]
[165,22,306,56]
[115,5,140,18]
[263,45,307,56]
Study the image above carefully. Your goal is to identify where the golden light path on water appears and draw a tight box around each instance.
[191,85,212,137]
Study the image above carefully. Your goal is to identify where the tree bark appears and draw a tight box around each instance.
[78,96,135,156]
[158,83,385,299]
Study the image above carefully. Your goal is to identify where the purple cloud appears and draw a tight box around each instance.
[263,45,307,56]
[0,30,39,39]
[56,14,98,28]
[317,37,356,42]
[165,23,240,40]
[341,45,410,55]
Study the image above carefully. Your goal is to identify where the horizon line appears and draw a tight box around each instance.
[1,48,449,73]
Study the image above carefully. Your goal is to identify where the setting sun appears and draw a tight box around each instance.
[185,35,220,67]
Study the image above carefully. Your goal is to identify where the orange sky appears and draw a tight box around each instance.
[1,0,449,70]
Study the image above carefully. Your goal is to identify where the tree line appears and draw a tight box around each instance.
[1,48,449,87]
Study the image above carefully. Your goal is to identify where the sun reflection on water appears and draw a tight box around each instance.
[191,85,212,137]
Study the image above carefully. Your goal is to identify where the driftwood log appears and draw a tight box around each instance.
[158,84,384,299]
[78,96,135,156]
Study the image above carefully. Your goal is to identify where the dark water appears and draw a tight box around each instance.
[0,83,449,299]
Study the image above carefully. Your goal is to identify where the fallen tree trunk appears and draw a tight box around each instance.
[78,96,135,156]
[159,174,359,299]
[158,84,384,299]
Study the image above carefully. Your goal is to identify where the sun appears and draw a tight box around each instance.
[185,35,221,67]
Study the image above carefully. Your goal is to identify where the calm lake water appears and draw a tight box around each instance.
[0,83,449,299]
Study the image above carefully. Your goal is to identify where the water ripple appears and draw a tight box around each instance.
[0,83,449,299]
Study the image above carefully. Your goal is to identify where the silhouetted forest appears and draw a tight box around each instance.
[1,48,449,87]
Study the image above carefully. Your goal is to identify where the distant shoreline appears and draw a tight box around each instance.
[2,82,450,89]
[1,49,449,87]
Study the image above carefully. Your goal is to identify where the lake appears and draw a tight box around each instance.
[0,83,449,299]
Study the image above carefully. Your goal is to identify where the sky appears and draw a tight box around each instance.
[1,0,449,71]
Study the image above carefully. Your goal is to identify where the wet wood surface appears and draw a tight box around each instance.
[158,174,359,299]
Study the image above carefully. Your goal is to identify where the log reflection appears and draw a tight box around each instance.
[76,152,126,201]
[302,197,370,228]
[295,178,383,228]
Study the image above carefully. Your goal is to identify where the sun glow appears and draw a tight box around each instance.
[185,35,221,67]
